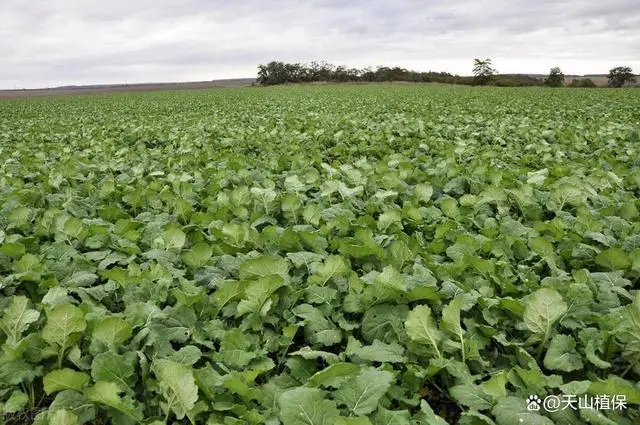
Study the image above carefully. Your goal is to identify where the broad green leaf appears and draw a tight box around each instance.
[334,369,394,416]
[335,417,373,425]
[15,253,42,279]
[65,271,98,287]
[42,304,86,347]
[303,204,322,226]
[85,381,143,421]
[482,371,508,401]
[306,362,360,388]
[449,385,492,410]
[529,237,554,258]
[363,266,406,305]
[212,280,246,313]
[153,359,199,420]
[441,295,466,358]
[492,397,554,425]
[91,351,135,391]
[543,334,583,372]
[182,242,213,267]
[587,375,640,404]
[0,360,40,385]
[49,409,80,425]
[162,227,186,249]
[415,400,449,425]
[293,304,342,346]
[236,275,284,316]
[48,390,96,423]
[0,242,25,258]
[373,406,411,425]
[287,251,325,269]
[595,248,631,271]
[414,183,433,203]
[193,365,223,401]
[617,292,640,359]
[313,255,349,284]
[389,240,413,270]
[289,347,340,363]
[346,338,406,363]
[3,390,28,413]
[43,368,90,395]
[579,408,618,425]
[305,286,338,304]
[0,295,40,344]
[523,288,567,335]
[93,316,132,346]
[377,209,402,231]
[547,185,584,211]
[440,197,460,220]
[558,380,591,395]
[63,217,84,238]
[545,408,583,425]
[278,387,338,425]
[284,174,306,192]
[459,411,498,425]
[526,169,548,185]
[239,255,289,279]
[405,305,442,358]
[166,345,202,366]
[217,329,256,368]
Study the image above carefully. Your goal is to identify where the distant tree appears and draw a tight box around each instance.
[307,61,322,81]
[257,64,269,85]
[580,78,596,88]
[318,62,334,81]
[347,68,361,81]
[472,58,496,86]
[333,66,349,82]
[256,59,550,87]
[374,66,392,82]
[569,78,596,88]
[608,66,636,87]
[490,75,544,87]
[544,67,565,87]
[361,67,375,82]
[257,61,290,85]
[284,63,305,82]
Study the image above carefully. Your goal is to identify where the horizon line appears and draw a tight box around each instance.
[1,72,622,92]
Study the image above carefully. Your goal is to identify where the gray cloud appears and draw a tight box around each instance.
[1,0,639,89]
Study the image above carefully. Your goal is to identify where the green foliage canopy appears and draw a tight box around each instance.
[0,85,639,424]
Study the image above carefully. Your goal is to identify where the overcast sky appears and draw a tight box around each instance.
[1,0,639,89]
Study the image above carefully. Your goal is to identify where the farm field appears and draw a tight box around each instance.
[0,85,639,424]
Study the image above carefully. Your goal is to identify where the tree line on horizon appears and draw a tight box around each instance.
[256,59,637,88]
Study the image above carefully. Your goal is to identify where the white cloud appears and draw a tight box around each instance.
[1,0,638,88]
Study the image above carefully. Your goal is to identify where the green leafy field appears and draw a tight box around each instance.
[1,85,639,424]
